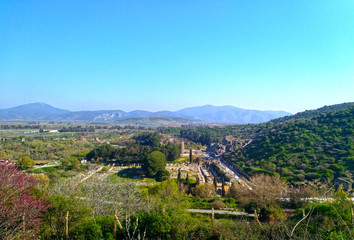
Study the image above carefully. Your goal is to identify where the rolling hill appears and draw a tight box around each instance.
[228,104,354,182]
[0,103,291,124]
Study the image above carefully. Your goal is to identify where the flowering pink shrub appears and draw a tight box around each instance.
[0,161,49,239]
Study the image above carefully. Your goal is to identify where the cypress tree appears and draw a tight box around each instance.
[185,173,190,194]
[221,178,226,197]
[213,174,217,192]
[189,148,192,163]
[177,168,181,184]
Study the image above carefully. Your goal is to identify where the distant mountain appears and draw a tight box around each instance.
[0,102,69,121]
[50,110,128,121]
[174,105,291,124]
[0,102,291,124]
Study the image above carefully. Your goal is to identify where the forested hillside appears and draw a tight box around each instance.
[229,105,354,182]
[270,102,354,124]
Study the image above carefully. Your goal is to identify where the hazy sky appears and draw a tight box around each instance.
[1,1,354,113]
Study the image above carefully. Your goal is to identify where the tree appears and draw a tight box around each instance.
[156,169,170,182]
[143,151,167,180]
[177,168,182,185]
[61,159,70,169]
[184,173,191,194]
[234,174,285,221]
[17,155,35,169]
[213,175,217,192]
[189,149,192,163]
[163,142,181,161]
[195,184,217,199]
[86,144,115,161]
[221,178,226,197]
[0,150,11,159]
[70,219,104,240]
[148,181,189,213]
[42,194,92,239]
[32,174,50,190]
[0,161,49,239]
[135,132,161,148]
[72,158,80,170]
[185,173,190,185]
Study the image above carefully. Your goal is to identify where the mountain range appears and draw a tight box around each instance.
[0,102,291,124]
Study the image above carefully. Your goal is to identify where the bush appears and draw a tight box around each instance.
[156,169,170,182]
[211,200,226,210]
[71,220,103,240]
[195,184,217,199]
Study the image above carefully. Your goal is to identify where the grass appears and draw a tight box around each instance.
[188,198,214,209]
[188,197,239,210]
[32,166,59,173]
[169,157,189,163]
[108,171,157,187]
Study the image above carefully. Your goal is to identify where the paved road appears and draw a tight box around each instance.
[188,209,254,216]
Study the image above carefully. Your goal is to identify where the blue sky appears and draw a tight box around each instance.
[1,1,354,113]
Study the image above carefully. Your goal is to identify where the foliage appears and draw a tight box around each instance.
[134,132,161,148]
[0,161,49,239]
[234,174,285,221]
[17,155,35,169]
[143,151,168,181]
[59,126,95,132]
[0,137,94,161]
[32,174,50,190]
[148,181,189,213]
[194,184,217,199]
[79,178,151,218]
[180,129,211,146]
[230,106,354,181]
[211,200,226,209]
[161,142,181,161]
[290,187,354,239]
[41,194,92,239]
[70,220,104,240]
[87,134,181,164]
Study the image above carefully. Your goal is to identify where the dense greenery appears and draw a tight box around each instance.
[0,137,94,161]
[143,151,170,181]
[59,126,95,132]
[229,106,354,182]
[160,125,260,143]
[86,132,181,164]
[270,102,354,124]
[180,129,211,146]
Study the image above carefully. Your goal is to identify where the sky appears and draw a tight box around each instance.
[1,1,354,114]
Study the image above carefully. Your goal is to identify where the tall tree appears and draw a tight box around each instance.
[177,168,181,185]
[143,151,168,181]
[213,174,218,192]
[185,174,190,194]
[189,149,192,163]
[221,178,226,197]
